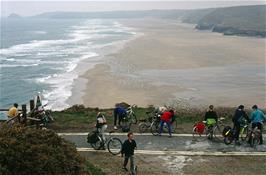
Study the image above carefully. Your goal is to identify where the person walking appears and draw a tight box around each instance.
[122,132,137,175]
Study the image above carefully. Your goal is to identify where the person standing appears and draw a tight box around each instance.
[122,132,137,175]
[250,105,266,144]
[159,110,175,137]
[232,105,249,145]
[96,112,108,148]
[113,104,127,130]
[204,105,218,123]
[7,103,19,118]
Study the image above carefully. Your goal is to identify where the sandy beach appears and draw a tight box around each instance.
[79,18,266,108]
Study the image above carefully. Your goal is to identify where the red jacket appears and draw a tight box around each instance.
[160,111,174,122]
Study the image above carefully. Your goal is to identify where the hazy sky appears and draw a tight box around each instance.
[1,0,265,17]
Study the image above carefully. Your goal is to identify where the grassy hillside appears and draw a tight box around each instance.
[195,5,266,37]
[49,104,251,132]
[179,8,215,24]
[28,5,266,38]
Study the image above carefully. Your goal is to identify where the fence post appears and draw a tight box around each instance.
[30,100,35,111]
[22,104,27,121]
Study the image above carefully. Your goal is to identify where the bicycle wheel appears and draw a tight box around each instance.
[250,132,260,148]
[151,121,160,136]
[121,117,130,128]
[192,126,201,138]
[138,123,148,133]
[213,125,224,141]
[206,127,213,140]
[107,137,122,155]
[131,113,138,124]
[224,136,233,145]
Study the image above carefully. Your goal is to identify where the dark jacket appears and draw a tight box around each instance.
[122,139,136,156]
[204,110,218,122]
[232,109,249,125]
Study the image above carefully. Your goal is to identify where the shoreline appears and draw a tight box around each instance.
[70,18,266,109]
[66,21,143,109]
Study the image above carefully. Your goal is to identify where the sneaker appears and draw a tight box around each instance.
[114,126,118,130]
[168,135,172,138]
[123,167,128,171]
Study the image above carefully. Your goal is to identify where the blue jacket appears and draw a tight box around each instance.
[250,109,266,123]
[114,107,127,116]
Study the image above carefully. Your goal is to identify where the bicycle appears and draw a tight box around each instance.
[87,130,122,155]
[206,118,226,141]
[126,105,138,124]
[29,104,54,127]
[120,105,138,132]
[138,111,157,133]
[223,122,250,145]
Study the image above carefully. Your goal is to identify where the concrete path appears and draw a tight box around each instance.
[59,132,266,154]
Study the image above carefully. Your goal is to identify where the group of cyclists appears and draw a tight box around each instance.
[3,101,265,175]
[203,104,266,145]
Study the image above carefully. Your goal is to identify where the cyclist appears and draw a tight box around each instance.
[158,110,175,137]
[96,112,107,148]
[204,105,218,139]
[122,132,137,175]
[250,105,266,144]
[113,104,127,130]
[232,105,249,145]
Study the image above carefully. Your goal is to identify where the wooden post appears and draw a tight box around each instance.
[22,104,27,120]
[30,100,35,111]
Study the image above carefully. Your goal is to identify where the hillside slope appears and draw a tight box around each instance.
[195,5,266,37]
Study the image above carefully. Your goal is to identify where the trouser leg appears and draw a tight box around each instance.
[114,109,118,126]
[234,124,240,141]
[159,120,164,134]
[130,156,136,175]
[123,156,129,168]
[118,114,126,126]
[166,121,172,136]
[100,125,107,143]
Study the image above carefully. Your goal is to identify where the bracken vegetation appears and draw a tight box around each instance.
[0,124,85,175]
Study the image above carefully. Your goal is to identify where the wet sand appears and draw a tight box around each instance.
[81,19,266,108]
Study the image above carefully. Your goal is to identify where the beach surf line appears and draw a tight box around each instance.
[77,147,266,156]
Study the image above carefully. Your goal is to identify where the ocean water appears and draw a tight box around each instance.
[0,18,136,114]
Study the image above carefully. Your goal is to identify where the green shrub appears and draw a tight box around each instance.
[0,124,85,175]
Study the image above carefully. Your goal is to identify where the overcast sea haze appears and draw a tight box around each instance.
[0,18,136,112]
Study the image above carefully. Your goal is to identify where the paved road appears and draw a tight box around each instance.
[60,132,266,153]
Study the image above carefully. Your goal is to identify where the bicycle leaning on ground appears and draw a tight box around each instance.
[87,130,122,155]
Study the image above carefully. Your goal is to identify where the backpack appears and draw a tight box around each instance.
[87,131,99,143]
